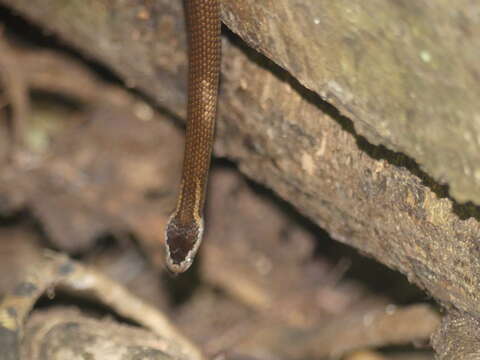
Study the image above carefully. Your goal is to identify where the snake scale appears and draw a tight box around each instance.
[165,0,221,274]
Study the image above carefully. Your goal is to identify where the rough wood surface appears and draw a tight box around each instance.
[432,311,480,359]
[220,0,480,205]
[2,0,480,355]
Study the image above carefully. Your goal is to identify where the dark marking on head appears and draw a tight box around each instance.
[165,215,204,274]
[165,219,200,265]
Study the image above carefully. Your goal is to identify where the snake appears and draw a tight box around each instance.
[164,0,221,274]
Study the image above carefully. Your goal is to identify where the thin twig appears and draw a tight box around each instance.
[0,251,204,360]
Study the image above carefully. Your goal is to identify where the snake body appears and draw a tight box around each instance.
[165,0,221,274]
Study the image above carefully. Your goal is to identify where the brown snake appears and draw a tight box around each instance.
[165,0,221,274]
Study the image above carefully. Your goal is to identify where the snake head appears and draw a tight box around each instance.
[165,215,204,274]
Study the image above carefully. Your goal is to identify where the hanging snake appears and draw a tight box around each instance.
[164,0,221,274]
